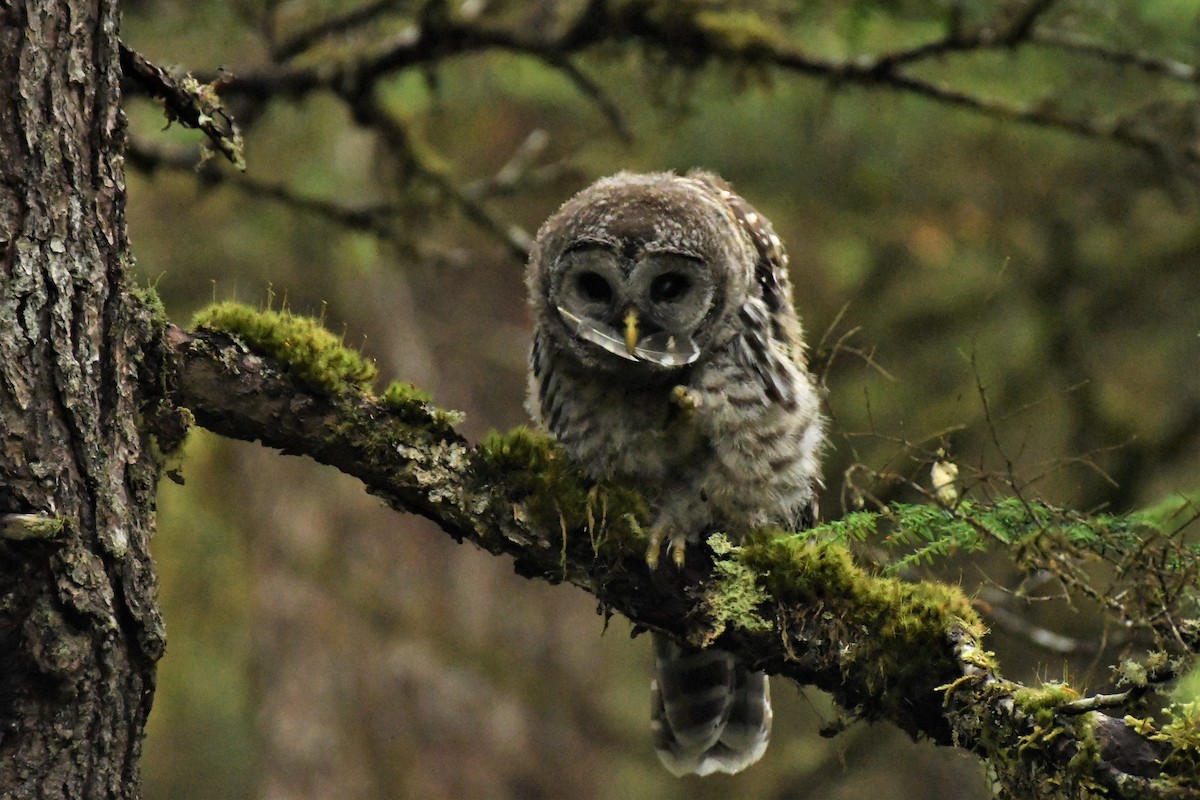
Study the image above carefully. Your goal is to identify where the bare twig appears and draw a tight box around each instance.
[1032,29,1200,83]
[125,138,396,237]
[1060,665,1175,716]
[341,88,532,259]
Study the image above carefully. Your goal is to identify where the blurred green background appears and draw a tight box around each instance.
[122,2,1200,798]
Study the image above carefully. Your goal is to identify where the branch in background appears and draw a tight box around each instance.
[269,0,414,63]
[1031,30,1200,84]
[157,2,1200,180]
[119,43,246,170]
[125,138,396,237]
[120,3,1200,270]
[540,56,633,143]
[153,305,1195,798]
[1001,0,1061,45]
[124,135,542,259]
[338,87,533,259]
[977,589,1099,657]
[462,129,576,201]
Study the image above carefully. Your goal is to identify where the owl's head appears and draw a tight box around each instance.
[528,171,756,372]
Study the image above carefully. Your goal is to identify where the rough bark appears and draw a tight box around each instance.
[0,1,163,797]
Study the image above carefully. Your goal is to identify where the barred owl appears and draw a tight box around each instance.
[526,171,826,776]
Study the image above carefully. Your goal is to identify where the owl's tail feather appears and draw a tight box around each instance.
[650,633,772,777]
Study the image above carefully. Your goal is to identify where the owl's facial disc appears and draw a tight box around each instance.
[551,244,710,368]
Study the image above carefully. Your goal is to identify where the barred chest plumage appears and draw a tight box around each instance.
[530,327,821,536]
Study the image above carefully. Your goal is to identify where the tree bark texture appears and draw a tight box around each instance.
[0,1,163,797]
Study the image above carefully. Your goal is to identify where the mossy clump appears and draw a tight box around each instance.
[0,513,67,541]
[739,530,953,622]
[192,302,377,395]
[1119,701,1200,788]
[992,690,1101,797]
[476,427,649,558]
[1013,682,1080,712]
[1013,682,1081,732]
[697,532,772,647]
[1155,701,1200,777]
[477,426,560,476]
[382,380,465,431]
[381,380,433,407]
[738,530,987,720]
[129,282,168,322]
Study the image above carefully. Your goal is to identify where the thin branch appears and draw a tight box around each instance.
[1001,0,1060,46]
[979,592,1098,656]
[1060,661,1176,716]
[125,129,539,261]
[341,88,532,259]
[844,66,1200,181]
[542,56,633,142]
[125,139,397,237]
[1032,29,1200,83]
[461,130,569,201]
[270,0,415,62]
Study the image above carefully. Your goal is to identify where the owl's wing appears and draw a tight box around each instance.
[689,171,806,409]
[734,299,798,409]
[688,171,799,339]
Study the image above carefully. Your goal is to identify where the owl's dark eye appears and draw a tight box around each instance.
[650,273,689,303]
[576,271,614,303]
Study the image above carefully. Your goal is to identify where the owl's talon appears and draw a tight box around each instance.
[670,536,687,568]
[670,385,701,412]
[646,525,689,570]
[645,528,664,570]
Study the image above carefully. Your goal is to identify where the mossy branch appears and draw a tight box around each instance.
[157,303,1197,798]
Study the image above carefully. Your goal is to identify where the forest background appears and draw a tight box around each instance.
[114,2,1200,798]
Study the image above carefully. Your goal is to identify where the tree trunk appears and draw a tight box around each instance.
[0,1,163,797]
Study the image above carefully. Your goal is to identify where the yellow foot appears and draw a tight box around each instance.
[645,525,689,570]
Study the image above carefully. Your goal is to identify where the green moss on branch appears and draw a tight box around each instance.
[192,301,378,394]
[189,302,465,440]
[476,427,651,561]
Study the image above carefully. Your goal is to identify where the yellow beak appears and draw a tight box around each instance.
[623,307,639,356]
